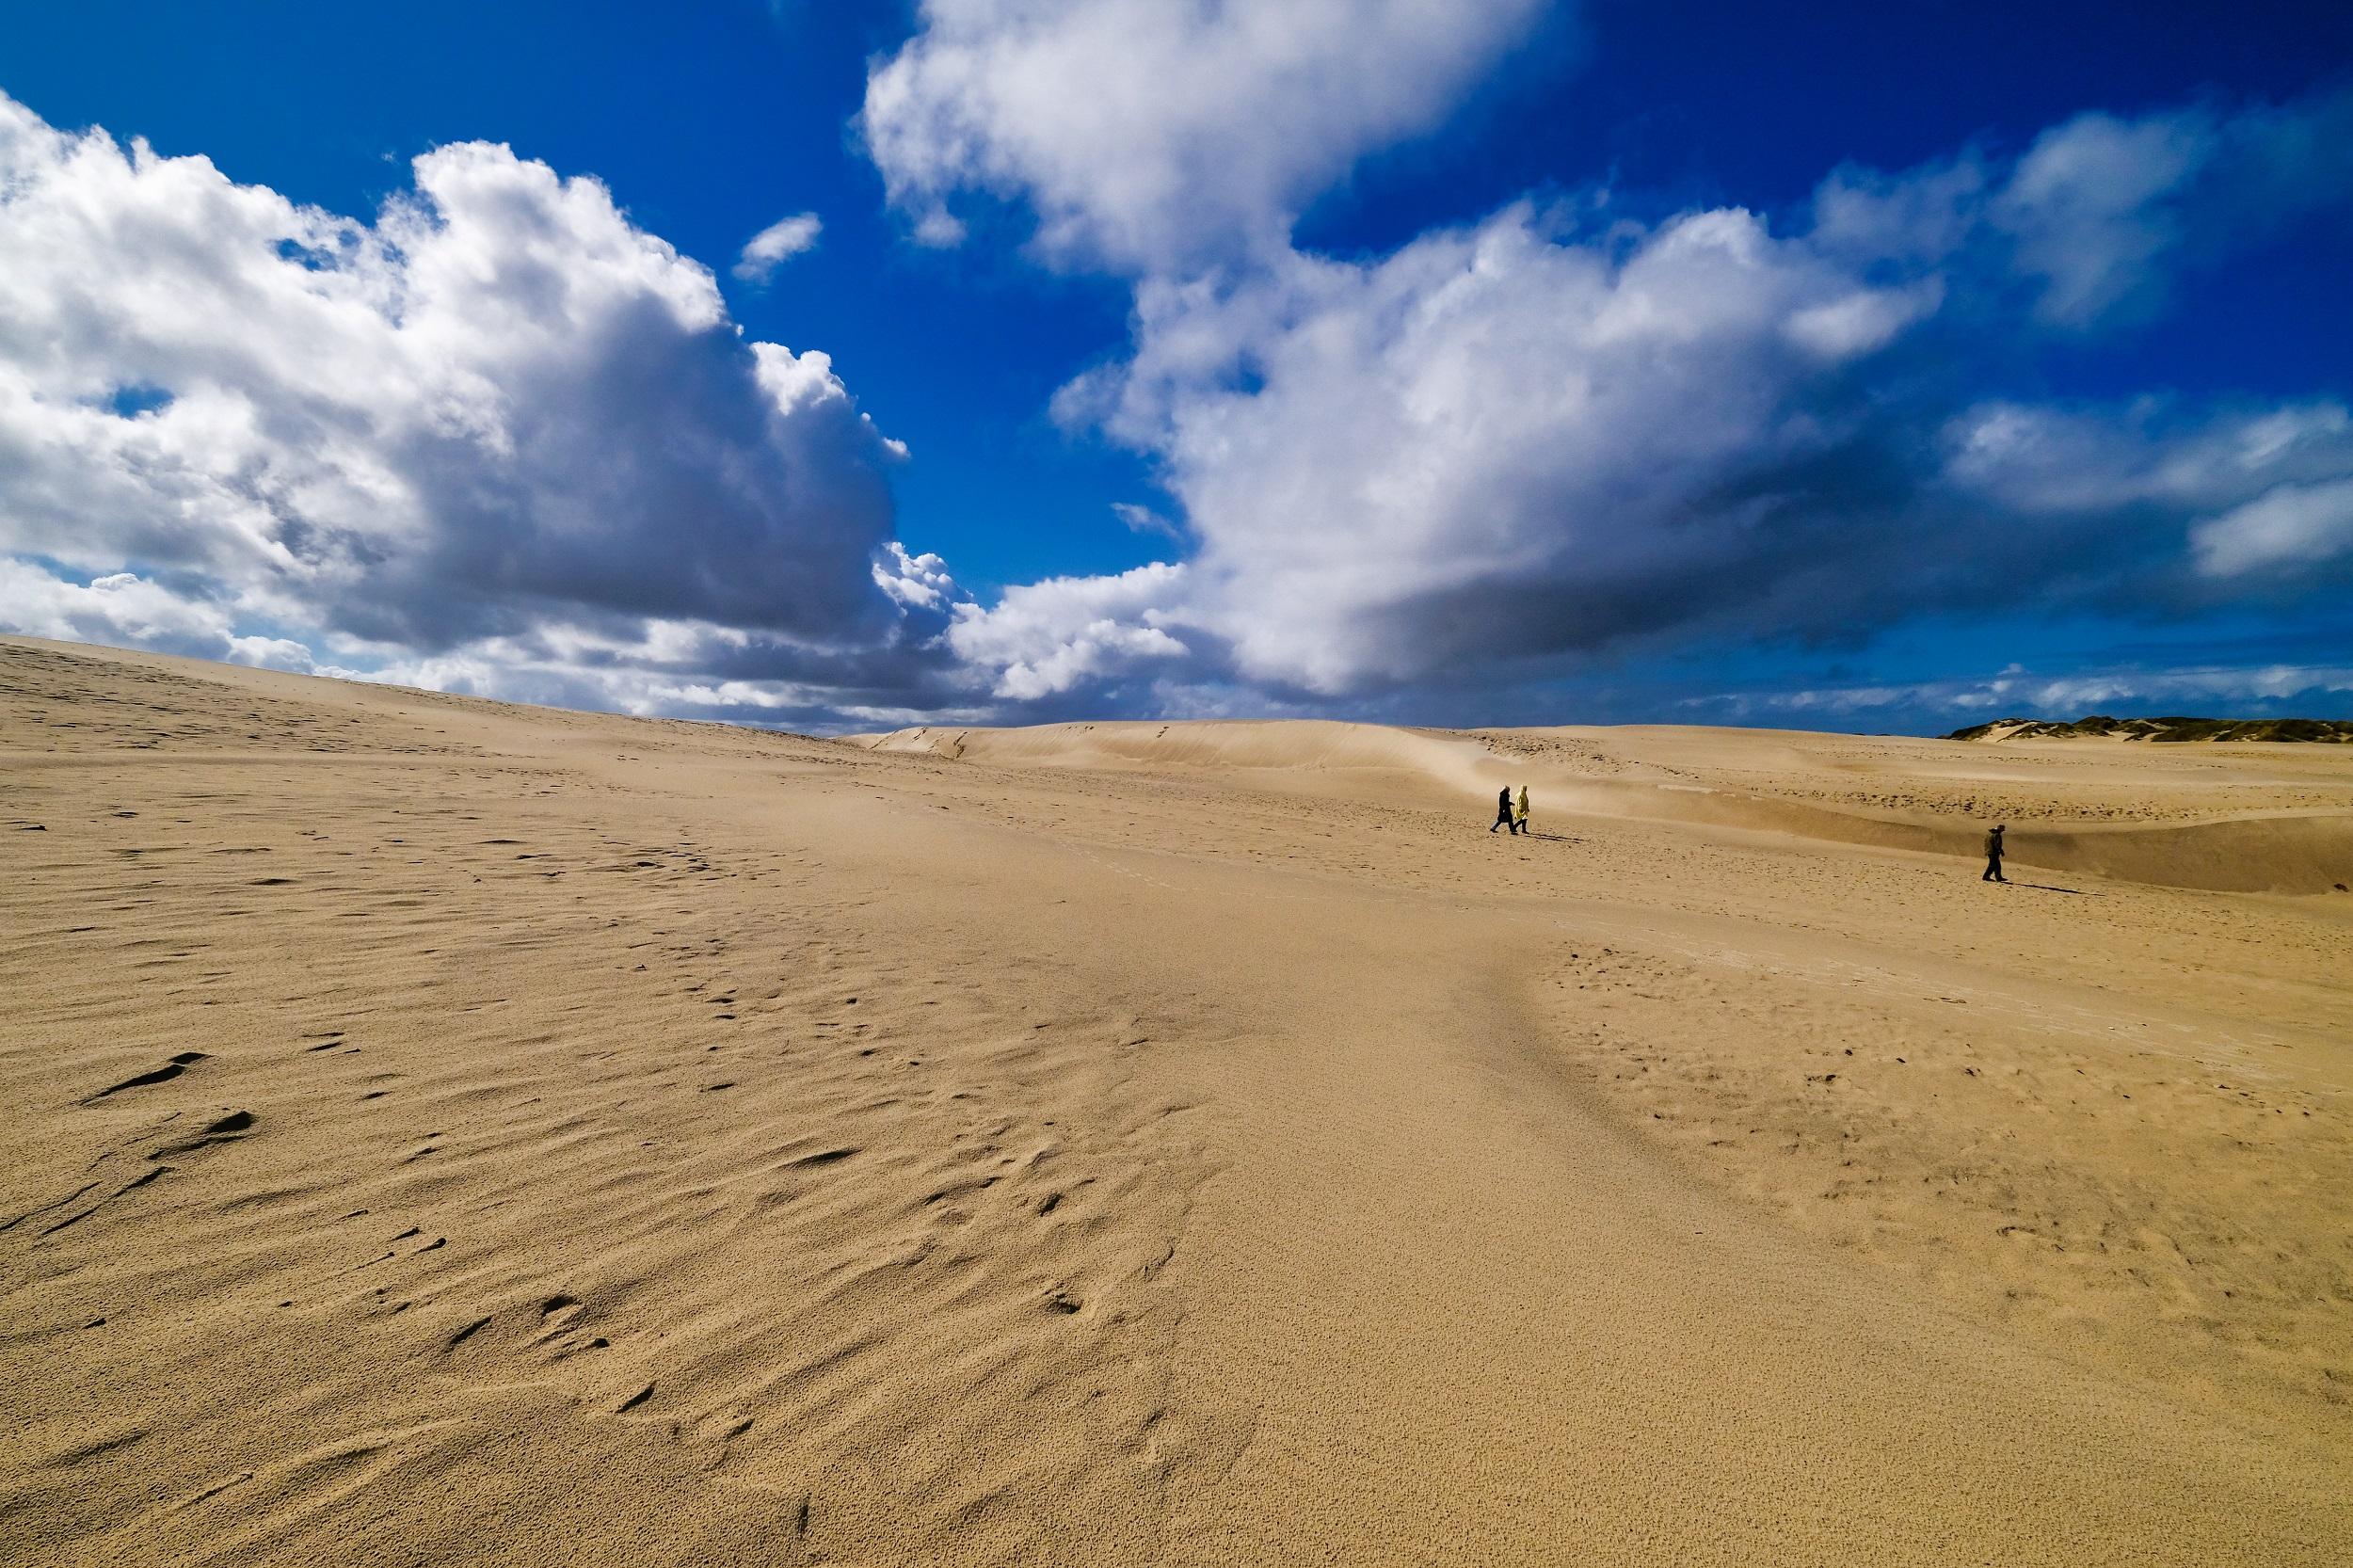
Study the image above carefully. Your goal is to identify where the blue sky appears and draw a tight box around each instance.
[1,0,2348,731]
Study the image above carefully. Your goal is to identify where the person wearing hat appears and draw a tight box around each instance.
[1982,824,2009,883]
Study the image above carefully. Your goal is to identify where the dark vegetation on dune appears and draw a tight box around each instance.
[1945,715,2353,744]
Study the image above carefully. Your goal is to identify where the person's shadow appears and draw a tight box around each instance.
[2009,881,2097,895]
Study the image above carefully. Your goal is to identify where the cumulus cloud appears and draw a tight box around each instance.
[12,53,2351,734]
[1057,202,1970,693]
[957,90,2353,705]
[0,560,313,671]
[733,211,823,281]
[0,92,960,718]
[872,540,962,613]
[334,616,983,731]
[2191,477,2353,578]
[944,562,1188,699]
[860,0,1553,271]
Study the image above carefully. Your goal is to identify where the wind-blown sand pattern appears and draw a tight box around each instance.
[4,636,2350,1565]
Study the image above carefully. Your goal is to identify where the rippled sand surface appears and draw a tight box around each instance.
[6,637,2350,1565]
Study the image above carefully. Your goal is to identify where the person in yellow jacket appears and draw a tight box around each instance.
[1513,785,1530,835]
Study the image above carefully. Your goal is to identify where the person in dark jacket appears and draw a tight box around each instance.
[1982,824,2009,883]
[1491,786,1515,833]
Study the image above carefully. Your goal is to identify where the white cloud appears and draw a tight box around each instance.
[2192,477,2353,577]
[945,561,1188,698]
[1941,399,2353,517]
[1041,198,1974,694]
[872,540,963,612]
[11,65,2352,732]
[1,560,230,656]
[0,92,959,717]
[1810,92,2353,330]
[733,211,823,281]
[860,0,1554,272]
[0,560,321,673]
[989,92,2353,703]
[1111,501,1183,540]
[1725,663,2353,720]
[1783,279,1944,360]
[1992,94,2353,326]
[1991,107,2215,326]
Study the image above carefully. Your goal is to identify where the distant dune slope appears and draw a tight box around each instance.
[861,719,2353,894]
[858,718,1500,792]
[1949,715,2353,743]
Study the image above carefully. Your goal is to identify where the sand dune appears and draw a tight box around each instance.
[866,718,2353,891]
[7,637,2352,1565]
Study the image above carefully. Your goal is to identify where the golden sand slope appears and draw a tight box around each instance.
[869,718,2353,891]
[5,637,2350,1566]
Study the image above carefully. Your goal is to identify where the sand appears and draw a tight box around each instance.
[4,635,2350,1565]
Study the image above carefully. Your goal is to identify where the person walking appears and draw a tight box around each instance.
[1491,786,1514,833]
[1982,823,2009,883]
[1513,784,1531,836]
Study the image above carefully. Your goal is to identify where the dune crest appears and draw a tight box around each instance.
[864,717,2353,892]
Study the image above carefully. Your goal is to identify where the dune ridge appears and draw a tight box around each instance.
[863,718,2353,892]
[1948,714,2353,743]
